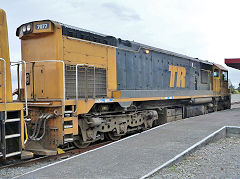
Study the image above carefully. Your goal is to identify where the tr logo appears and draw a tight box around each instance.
[169,65,186,88]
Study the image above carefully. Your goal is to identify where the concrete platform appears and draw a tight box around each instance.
[16,107,240,179]
[232,94,240,104]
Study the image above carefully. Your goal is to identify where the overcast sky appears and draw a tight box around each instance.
[2,0,240,87]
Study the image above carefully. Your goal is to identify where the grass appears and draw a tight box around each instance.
[169,164,178,173]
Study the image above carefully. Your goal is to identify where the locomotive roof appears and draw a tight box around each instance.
[56,21,213,66]
[214,63,228,71]
[17,20,213,66]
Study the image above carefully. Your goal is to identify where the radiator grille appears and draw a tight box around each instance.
[65,65,107,99]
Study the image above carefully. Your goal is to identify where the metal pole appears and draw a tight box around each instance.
[23,61,28,117]
[32,62,35,100]
[62,62,65,111]
[17,64,20,97]
[85,67,88,102]
[93,66,96,98]
[76,65,79,102]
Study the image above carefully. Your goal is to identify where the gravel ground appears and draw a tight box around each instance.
[150,137,240,179]
[0,157,65,178]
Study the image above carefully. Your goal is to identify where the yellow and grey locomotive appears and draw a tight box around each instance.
[0,8,231,159]
[13,20,231,155]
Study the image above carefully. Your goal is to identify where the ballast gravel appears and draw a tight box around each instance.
[150,137,240,179]
[0,157,64,178]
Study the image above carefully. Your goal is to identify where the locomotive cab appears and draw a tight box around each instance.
[213,64,229,95]
[212,64,230,110]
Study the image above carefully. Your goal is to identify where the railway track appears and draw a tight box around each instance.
[0,141,112,170]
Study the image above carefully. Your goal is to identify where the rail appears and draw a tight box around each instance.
[0,141,112,171]
[0,58,7,159]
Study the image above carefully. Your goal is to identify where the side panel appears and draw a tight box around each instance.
[63,36,117,98]
[117,48,194,91]
[115,46,218,99]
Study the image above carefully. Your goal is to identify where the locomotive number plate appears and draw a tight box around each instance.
[35,23,49,30]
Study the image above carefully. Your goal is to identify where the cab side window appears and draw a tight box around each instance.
[222,71,228,81]
[214,69,219,77]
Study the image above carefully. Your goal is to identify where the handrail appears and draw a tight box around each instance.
[93,66,96,98]
[11,61,28,116]
[11,60,65,116]
[0,58,7,159]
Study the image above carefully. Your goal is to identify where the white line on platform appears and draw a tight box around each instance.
[140,126,227,179]
[14,122,170,178]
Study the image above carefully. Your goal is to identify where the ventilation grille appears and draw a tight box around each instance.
[65,65,107,99]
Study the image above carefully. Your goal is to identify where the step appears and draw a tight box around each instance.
[5,151,21,158]
[64,137,74,143]
[64,125,73,129]
[5,118,20,123]
[64,117,78,135]
[5,133,20,139]
[24,118,31,122]
[64,111,73,114]
[64,117,74,121]
[64,128,74,135]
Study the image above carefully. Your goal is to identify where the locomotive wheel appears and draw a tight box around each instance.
[73,137,90,149]
[73,131,90,149]
[105,131,121,141]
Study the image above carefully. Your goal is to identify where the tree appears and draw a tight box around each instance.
[228,80,235,94]
[229,84,235,94]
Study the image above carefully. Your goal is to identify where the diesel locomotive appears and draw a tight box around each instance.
[0,8,230,158]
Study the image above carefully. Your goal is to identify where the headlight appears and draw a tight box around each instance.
[145,49,150,54]
[27,24,31,31]
[22,25,26,32]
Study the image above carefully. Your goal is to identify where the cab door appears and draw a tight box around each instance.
[213,65,220,93]
[34,65,45,99]
[221,70,229,95]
